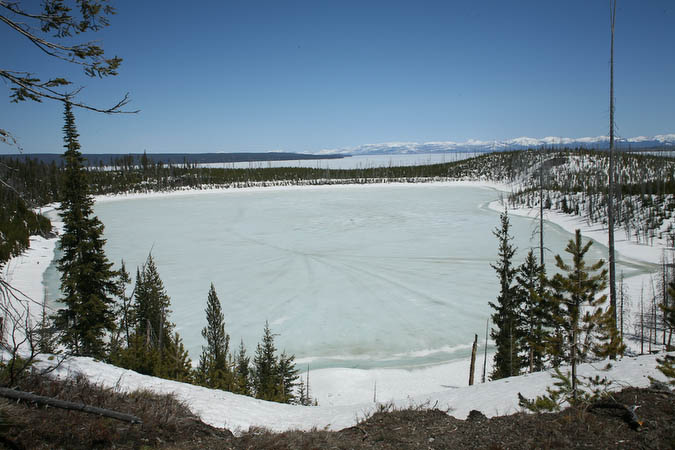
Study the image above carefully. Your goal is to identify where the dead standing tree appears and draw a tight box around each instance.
[607,0,619,356]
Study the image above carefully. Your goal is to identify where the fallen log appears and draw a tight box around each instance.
[0,387,142,424]
[588,400,642,430]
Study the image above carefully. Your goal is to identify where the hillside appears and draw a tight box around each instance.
[1,352,671,449]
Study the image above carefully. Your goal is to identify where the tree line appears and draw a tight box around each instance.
[488,209,674,398]
[3,148,673,272]
[3,103,306,405]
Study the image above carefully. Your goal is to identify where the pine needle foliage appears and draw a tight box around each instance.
[518,367,614,412]
[516,250,549,373]
[545,229,624,399]
[661,279,675,351]
[109,254,192,382]
[654,279,675,384]
[253,321,278,401]
[234,339,252,396]
[489,210,521,379]
[133,254,173,349]
[53,101,117,358]
[197,283,232,390]
[252,321,299,402]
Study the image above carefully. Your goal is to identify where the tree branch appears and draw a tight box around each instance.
[0,1,54,21]
[1,70,138,113]
[0,387,143,424]
[1,13,117,73]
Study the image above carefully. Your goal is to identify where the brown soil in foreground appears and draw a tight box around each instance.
[1,373,673,449]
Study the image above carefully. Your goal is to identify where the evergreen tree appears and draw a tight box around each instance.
[250,322,299,403]
[234,339,252,396]
[489,210,521,379]
[110,332,162,376]
[277,351,299,403]
[546,229,623,399]
[109,260,133,355]
[515,250,548,372]
[654,278,675,383]
[253,321,278,401]
[160,332,193,383]
[110,254,192,380]
[198,283,232,389]
[53,101,117,358]
[133,253,173,349]
[661,278,674,350]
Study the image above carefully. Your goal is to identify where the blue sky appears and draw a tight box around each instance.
[1,0,674,154]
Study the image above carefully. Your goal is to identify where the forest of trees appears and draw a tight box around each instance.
[2,148,674,272]
[487,209,673,402]
[1,103,305,405]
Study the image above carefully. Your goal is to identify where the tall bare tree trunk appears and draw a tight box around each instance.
[640,287,644,354]
[539,147,545,269]
[482,318,489,383]
[572,321,578,401]
[607,0,618,359]
[469,334,478,386]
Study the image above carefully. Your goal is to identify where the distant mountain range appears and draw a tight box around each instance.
[1,152,346,166]
[317,134,675,156]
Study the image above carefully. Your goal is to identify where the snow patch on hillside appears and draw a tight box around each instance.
[30,352,669,434]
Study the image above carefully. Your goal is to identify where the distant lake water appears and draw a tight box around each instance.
[42,183,643,369]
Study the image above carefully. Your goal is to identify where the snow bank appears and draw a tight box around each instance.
[34,352,669,434]
[92,179,510,204]
[1,204,63,330]
[490,199,670,266]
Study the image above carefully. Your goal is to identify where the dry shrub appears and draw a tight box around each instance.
[2,369,230,449]
[128,389,198,431]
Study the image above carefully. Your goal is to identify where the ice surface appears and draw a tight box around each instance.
[198,152,476,169]
[41,183,646,370]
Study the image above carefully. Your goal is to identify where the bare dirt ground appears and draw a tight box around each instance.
[2,373,673,449]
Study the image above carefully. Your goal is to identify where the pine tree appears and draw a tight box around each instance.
[515,250,548,373]
[661,278,674,350]
[109,260,133,355]
[133,253,173,350]
[160,332,193,383]
[277,351,299,403]
[234,339,252,396]
[253,321,278,401]
[53,101,117,358]
[111,332,162,376]
[111,254,192,380]
[655,278,674,384]
[198,283,232,389]
[489,210,521,379]
[546,229,622,399]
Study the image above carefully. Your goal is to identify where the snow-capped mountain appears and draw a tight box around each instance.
[318,134,675,156]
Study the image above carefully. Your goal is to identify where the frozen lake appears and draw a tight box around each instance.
[43,184,640,369]
[198,152,483,170]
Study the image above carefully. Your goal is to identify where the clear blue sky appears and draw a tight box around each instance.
[1,0,674,154]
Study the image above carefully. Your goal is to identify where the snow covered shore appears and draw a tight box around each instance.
[3,180,673,433]
[1,204,63,329]
[35,352,669,434]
